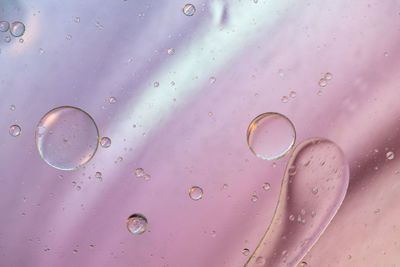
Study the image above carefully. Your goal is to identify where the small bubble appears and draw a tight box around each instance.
[210,230,217,238]
[300,209,306,215]
[222,183,229,190]
[134,168,144,177]
[4,35,11,43]
[347,254,352,260]
[95,21,104,30]
[100,137,112,148]
[262,182,271,191]
[66,34,72,40]
[300,262,308,267]
[108,96,117,104]
[289,214,295,221]
[39,48,45,54]
[0,21,9,32]
[189,186,204,200]
[89,244,95,248]
[142,173,151,181]
[278,69,285,77]
[251,194,258,202]
[95,171,102,180]
[153,81,159,87]
[256,256,265,265]
[167,48,175,55]
[242,248,250,256]
[312,186,319,195]
[386,151,395,160]
[19,38,24,43]
[183,3,196,16]
[272,162,277,168]
[10,21,25,37]
[9,105,16,111]
[318,78,327,87]
[9,125,21,137]
[289,91,296,98]
[72,249,78,254]
[170,81,175,86]
[311,210,316,217]
[281,96,288,103]
[209,76,216,84]
[75,185,81,191]
[384,51,389,57]
[374,208,381,214]
[74,17,80,23]
[253,0,259,3]
[317,89,323,96]
[126,213,148,235]
[324,72,333,80]
[288,165,296,176]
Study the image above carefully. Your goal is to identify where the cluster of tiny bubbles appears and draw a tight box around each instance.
[108,96,117,104]
[99,137,111,148]
[209,76,216,84]
[247,112,296,161]
[251,193,258,202]
[189,186,204,200]
[35,106,99,170]
[167,48,175,55]
[183,4,196,16]
[126,213,148,235]
[242,248,250,256]
[134,168,151,181]
[153,81,159,87]
[9,125,21,137]
[262,182,271,191]
[386,151,395,160]
[256,256,266,265]
[10,21,25,37]
[0,21,9,32]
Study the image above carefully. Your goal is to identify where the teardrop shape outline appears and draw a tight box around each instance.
[245,137,349,266]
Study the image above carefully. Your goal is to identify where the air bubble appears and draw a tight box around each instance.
[9,125,21,137]
[281,96,288,103]
[4,35,11,43]
[167,48,175,55]
[311,186,319,195]
[183,4,196,16]
[242,248,250,256]
[100,137,111,148]
[154,81,159,87]
[66,34,72,40]
[246,138,349,267]
[35,106,99,170]
[73,17,80,23]
[255,256,265,265]
[189,186,203,200]
[251,194,259,202]
[10,21,25,37]
[247,112,296,161]
[262,182,271,191]
[0,21,9,32]
[126,214,148,235]
[209,77,216,84]
[95,172,102,180]
[108,96,117,104]
[324,72,333,80]
[318,78,327,87]
[134,168,145,177]
[9,105,16,111]
[289,91,296,98]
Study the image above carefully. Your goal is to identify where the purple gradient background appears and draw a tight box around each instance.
[1,0,400,266]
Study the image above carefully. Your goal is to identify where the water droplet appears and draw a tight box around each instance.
[126,214,148,235]
[153,81,159,87]
[4,35,11,43]
[66,34,72,40]
[108,96,117,104]
[99,137,111,148]
[311,186,318,195]
[73,17,80,23]
[246,138,349,267]
[318,78,327,87]
[9,125,21,137]
[134,168,144,177]
[242,248,250,256]
[183,3,196,16]
[324,72,333,80]
[39,48,45,54]
[209,76,216,84]
[167,48,175,55]
[35,106,99,170]
[262,182,271,191]
[251,194,259,202]
[0,21,9,32]
[9,105,16,111]
[255,256,265,265]
[10,21,25,37]
[189,186,204,200]
[247,112,296,160]
[386,151,395,160]
[289,91,296,98]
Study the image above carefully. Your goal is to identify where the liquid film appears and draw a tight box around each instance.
[247,113,296,160]
[35,106,99,170]
[245,138,349,267]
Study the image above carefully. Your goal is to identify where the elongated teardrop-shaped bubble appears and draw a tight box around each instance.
[245,138,349,267]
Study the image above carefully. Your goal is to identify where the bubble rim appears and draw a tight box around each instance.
[246,112,296,161]
[34,106,100,171]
